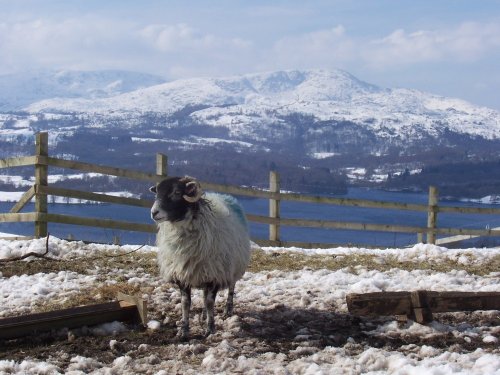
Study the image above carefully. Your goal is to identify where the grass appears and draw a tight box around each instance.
[30,283,144,314]
[248,248,500,276]
[2,247,499,279]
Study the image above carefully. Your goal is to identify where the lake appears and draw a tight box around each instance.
[1,188,499,248]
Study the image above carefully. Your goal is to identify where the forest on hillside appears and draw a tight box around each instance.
[384,160,500,198]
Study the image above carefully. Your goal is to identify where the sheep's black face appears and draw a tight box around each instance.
[150,177,201,223]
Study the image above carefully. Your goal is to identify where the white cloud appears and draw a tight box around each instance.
[269,25,356,70]
[366,21,500,67]
[0,16,143,73]
[0,14,499,98]
[0,16,255,78]
[139,23,251,54]
[262,21,500,76]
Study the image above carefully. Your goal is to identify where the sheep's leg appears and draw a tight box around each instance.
[224,283,235,317]
[203,284,219,337]
[177,283,191,340]
[200,307,207,325]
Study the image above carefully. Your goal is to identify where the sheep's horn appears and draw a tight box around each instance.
[183,181,203,203]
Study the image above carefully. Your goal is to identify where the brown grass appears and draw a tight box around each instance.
[3,247,498,279]
[248,248,500,276]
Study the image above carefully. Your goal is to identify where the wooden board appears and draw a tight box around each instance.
[9,186,35,213]
[43,213,157,233]
[347,291,500,323]
[0,293,147,340]
[41,156,163,182]
[0,301,138,340]
[38,185,153,208]
[0,156,37,169]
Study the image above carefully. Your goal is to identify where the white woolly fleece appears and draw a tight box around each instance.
[156,193,251,289]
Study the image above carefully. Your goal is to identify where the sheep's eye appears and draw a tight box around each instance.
[173,189,182,196]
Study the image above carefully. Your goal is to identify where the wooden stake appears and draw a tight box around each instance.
[156,153,167,177]
[427,186,438,244]
[269,171,280,244]
[34,132,48,238]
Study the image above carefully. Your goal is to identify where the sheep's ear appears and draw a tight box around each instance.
[183,180,203,203]
[149,185,157,194]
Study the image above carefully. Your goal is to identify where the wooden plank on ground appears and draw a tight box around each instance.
[347,292,413,317]
[0,301,140,340]
[347,291,500,322]
[117,292,148,325]
[425,291,500,313]
[9,186,36,213]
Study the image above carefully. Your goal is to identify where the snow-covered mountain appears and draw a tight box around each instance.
[24,69,500,142]
[1,69,500,195]
[0,69,166,111]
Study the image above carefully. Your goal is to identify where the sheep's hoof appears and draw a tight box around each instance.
[177,329,189,342]
[199,310,207,325]
[203,325,216,338]
[203,329,214,338]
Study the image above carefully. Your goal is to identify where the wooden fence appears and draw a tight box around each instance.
[1,132,500,248]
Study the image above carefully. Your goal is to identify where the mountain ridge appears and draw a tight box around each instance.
[0,69,166,111]
[23,69,500,142]
[1,68,499,197]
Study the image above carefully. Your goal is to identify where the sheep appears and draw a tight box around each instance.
[150,176,251,339]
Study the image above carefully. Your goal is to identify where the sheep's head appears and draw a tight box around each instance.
[150,176,203,223]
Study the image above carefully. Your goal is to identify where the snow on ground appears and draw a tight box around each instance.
[0,237,499,374]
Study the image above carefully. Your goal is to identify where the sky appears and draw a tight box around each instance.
[1,0,500,109]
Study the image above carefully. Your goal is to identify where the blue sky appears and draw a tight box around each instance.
[1,0,500,109]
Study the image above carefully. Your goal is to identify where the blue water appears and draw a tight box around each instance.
[1,188,499,247]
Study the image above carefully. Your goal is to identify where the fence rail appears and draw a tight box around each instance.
[1,132,500,247]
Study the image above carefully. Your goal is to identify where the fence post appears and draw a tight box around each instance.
[34,132,48,238]
[156,153,167,177]
[269,170,280,244]
[427,186,438,244]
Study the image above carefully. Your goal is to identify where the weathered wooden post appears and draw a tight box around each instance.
[34,132,48,238]
[156,153,168,177]
[426,186,438,244]
[269,170,281,244]
[417,232,424,244]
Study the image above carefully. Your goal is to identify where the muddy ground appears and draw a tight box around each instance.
[0,248,499,373]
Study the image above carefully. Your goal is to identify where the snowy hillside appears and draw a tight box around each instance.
[0,69,166,111]
[2,69,500,196]
[25,69,500,141]
[0,238,499,374]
